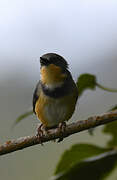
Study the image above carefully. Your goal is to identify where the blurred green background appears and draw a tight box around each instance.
[0,1,117,179]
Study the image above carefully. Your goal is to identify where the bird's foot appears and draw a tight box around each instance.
[57,122,66,143]
[36,123,47,145]
[36,123,43,136]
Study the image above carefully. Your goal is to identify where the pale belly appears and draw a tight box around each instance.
[35,91,77,128]
[43,100,68,127]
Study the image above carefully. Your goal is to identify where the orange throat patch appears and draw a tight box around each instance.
[40,64,66,85]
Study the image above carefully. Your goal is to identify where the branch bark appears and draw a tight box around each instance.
[0,110,117,156]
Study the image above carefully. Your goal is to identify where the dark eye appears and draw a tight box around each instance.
[40,57,50,66]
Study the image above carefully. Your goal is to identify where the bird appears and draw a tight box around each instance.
[33,53,78,137]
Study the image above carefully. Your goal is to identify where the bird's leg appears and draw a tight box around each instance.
[58,121,66,132]
[36,123,50,145]
[57,121,66,143]
[36,123,45,145]
[37,123,43,135]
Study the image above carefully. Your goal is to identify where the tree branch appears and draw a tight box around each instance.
[0,110,117,156]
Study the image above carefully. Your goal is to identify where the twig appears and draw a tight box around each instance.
[0,110,117,156]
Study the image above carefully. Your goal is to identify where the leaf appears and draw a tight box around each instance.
[12,110,33,127]
[77,73,117,97]
[53,149,117,180]
[103,120,117,147]
[77,73,97,97]
[54,144,108,175]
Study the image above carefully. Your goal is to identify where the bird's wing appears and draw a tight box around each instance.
[33,81,41,114]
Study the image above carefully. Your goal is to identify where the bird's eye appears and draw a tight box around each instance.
[40,57,50,66]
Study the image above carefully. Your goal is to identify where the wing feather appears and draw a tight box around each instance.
[33,81,41,114]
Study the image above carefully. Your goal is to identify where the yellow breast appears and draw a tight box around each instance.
[35,91,50,126]
[35,90,77,128]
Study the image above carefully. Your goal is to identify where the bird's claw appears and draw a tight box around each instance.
[36,123,44,145]
[36,123,50,145]
[57,122,66,143]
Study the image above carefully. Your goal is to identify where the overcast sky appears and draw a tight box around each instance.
[0,0,117,80]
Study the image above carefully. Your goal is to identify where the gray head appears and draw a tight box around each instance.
[40,53,68,69]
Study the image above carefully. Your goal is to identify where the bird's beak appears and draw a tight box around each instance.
[40,57,49,66]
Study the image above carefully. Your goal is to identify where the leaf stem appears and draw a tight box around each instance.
[96,83,117,93]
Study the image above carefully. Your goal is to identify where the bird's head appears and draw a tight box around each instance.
[40,53,69,87]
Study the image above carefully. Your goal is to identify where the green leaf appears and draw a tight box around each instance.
[77,73,117,97]
[103,120,117,147]
[53,149,117,180]
[77,73,97,97]
[54,144,108,175]
[12,110,33,127]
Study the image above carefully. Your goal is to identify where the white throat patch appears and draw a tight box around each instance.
[44,82,64,90]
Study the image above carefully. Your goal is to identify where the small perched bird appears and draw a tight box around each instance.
[33,53,78,134]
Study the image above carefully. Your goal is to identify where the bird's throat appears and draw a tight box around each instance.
[40,64,66,85]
